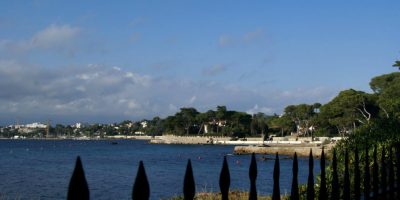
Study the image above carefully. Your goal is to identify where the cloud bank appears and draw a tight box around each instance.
[0,59,335,124]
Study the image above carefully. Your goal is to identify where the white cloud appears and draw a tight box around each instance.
[113,66,122,71]
[246,104,273,115]
[0,24,81,55]
[125,72,152,86]
[189,96,197,104]
[0,59,337,124]
[76,73,99,80]
[31,24,80,49]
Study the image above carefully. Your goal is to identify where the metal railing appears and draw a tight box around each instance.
[67,145,400,200]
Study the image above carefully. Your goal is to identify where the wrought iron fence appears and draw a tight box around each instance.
[67,145,400,200]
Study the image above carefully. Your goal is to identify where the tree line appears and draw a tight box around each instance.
[157,71,400,138]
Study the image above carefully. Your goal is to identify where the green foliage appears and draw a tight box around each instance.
[146,117,164,136]
[251,113,270,137]
[323,117,400,199]
[268,115,295,136]
[282,103,320,137]
[393,60,400,67]
[319,89,379,136]
[369,72,400,94]
[160,106,255,137]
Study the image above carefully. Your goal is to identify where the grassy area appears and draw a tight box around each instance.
[168,190,289,200]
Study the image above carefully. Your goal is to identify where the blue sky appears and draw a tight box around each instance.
[0,1,399,125]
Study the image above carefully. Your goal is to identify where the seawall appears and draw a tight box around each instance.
[149,135,234,144]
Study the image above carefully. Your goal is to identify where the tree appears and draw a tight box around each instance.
[319,89,378,136]
[251,113,269,137]
[393,60,400,69]
[283,104,317,136]
[54,124,65,137]
[177,107,199,135]
[216,106,227,135]
[147,117,164,136]
[229,112,252,138]
[377,81,400,119]
[369,72,400,94]
[370,72,400,119]
[216,106,227,120]
[268,115,295,136]
[312,103,322,113]
[163,116,180,134]
[204,110,217,133]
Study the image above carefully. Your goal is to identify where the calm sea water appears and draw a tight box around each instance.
[0,139,320,200]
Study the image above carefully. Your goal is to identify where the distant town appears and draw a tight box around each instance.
[0,120,150,139]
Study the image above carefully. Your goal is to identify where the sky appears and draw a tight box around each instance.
[0,1,399,125]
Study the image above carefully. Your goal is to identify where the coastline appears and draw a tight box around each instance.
[233,144,333,158]
[1,135,337,157]
[146,135,336,157]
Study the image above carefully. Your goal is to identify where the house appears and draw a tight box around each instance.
[140,121,148,129]
[26,122,47,129]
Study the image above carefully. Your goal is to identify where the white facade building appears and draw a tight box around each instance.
[26,122,47,129]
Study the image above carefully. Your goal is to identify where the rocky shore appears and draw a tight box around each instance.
[233,144,334,158]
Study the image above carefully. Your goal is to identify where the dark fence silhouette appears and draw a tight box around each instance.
[67,145,400,200]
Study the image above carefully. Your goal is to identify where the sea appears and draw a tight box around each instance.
[0,139,320,200]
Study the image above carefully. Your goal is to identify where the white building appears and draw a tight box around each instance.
[140,121,148,128]
[26,122,47,129]
[73,123,83,129]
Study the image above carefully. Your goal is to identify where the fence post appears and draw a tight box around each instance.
[132,161,150,200]
[380,148,387,200]
[219,156,230,200]
[388,146,394,200]
[68,156,89,200]
[307,149,314,200]
[331,149,339,200]
[249,153,257,200]
[272,153,280,200]
[354,147,360,200]
[364,147,370,200]
[319,148,326,200]
[291,152,299,200]
[183,159,195,200]
[343,150,350,200]
[396,144,400,198]
[373,146,379,198]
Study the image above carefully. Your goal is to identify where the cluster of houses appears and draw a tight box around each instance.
[0,120,150,138]
[4,122,48,134]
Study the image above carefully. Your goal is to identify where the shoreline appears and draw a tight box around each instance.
[1,135,336,157]
[233,144,334,158]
